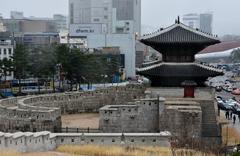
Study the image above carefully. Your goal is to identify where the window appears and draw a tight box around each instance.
[61,138,64,143]
[3,49,6,55]
[104,16,108,20]
[104,7,108,11]
[71,139,74,143]
[112,139,115,142]
[8,48,12,55]
[93,18,100,22]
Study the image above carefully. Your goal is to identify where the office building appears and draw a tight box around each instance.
[68,0,141,77]
[182,13,200,29]
[53,14,68,32]
[200,13,213,34]
[3,19,58,33]
[182,13,213,34]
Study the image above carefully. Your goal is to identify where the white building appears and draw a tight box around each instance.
[0,23,6,32]
[0,34,14,80]
[182,13,200,29]
[68,0,141,77]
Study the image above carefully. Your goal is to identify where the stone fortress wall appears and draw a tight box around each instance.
[0,131,171,153]
[99,87,222,145]
[99,98,165,133]
[0,84,146,133]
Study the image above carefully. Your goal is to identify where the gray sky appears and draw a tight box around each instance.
[1,0,240,36]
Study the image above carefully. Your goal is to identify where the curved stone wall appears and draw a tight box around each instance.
[0,84,146,133]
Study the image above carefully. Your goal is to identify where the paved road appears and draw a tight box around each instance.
[216,90,240,132]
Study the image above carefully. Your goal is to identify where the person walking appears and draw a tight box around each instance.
[230,111,233,120]
[226,111,229,120]
[233,115,236,124]
[238,114,240,122]
[225,111,228,119]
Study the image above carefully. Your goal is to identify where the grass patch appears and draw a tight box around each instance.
[56,145,215,156]
[57,145,171,156]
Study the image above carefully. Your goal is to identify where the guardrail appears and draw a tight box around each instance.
[61,127,101,133]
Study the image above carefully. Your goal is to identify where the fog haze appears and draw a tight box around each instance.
[1,0,240,35]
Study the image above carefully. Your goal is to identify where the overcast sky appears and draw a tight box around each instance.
[1,0,240,36]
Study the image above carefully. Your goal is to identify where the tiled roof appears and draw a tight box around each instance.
[200,41,240,54]
[140,23,220,44]
[137,63,223,77]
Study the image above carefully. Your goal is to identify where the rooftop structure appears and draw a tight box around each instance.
[137,19,223,86]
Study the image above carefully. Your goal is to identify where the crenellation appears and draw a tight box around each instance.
[0,84,145,133]
[0,131,171,152]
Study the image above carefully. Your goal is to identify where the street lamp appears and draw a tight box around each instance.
[56,63,62,92]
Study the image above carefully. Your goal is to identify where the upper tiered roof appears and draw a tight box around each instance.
[140,19,221,63]
[141,21,220,45]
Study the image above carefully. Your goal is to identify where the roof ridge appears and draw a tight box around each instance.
[141,22,219,41]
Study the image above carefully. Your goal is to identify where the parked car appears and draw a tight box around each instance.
[225,98,240,114]
[232,88,240,95]
[215,86,222,92]
[215,97,232,111]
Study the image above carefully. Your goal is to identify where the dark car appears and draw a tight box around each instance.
[215,86,222,92]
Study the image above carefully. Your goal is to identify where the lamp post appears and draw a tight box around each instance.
[56,64,62,92]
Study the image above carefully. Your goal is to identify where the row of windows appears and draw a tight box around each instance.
[0,48,12,55]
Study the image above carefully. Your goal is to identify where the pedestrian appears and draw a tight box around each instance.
[225,111,228,119]
[233,115,236,124]
[238,114,240,122]
[230,111,233,119]
[226,111,229,119]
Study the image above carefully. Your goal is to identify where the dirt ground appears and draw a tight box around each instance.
[61,113,99,129]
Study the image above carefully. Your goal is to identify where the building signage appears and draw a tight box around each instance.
[70,24,107,37]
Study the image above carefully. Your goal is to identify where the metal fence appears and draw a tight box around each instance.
[61,127,101,133]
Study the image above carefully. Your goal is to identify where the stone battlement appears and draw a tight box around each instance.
[0,131,171,153]
[0,84,146,132]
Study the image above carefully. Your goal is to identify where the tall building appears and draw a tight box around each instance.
[200,13,213,34]
[182,13,213,34]
[53,14,67,32]
[182,13,200,29]
[69,0,141,34]
[10,11,24,19]
[68,0,141,77]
